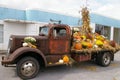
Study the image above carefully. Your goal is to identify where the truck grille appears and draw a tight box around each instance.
[7,38,12,56]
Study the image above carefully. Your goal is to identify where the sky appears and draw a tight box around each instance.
[0,0,120,20]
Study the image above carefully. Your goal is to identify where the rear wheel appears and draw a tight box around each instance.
[96,52,111,67]
[17,57,40,79]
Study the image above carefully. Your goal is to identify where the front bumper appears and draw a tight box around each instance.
[1,55,12,66]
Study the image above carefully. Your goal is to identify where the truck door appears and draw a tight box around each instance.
[49,26,70,54]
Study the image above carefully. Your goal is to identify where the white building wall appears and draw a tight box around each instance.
[0,20,4,50]
[26,24,38,35]
[0,20,3,23]
[0,21,47,50]
[26,22,47,35]
[110,27,114,40]
[3,22,26,50]
[90,23,95,33]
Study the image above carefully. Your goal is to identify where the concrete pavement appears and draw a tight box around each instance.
[0,51,120,80]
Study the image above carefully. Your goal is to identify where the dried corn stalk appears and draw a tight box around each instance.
[81,7,92,34]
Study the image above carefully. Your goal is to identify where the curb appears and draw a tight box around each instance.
[0,50,7,55]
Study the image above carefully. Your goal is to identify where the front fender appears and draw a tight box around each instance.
[2,47,47,66]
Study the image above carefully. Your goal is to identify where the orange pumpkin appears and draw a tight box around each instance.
[63,55,69,63]
[74,43,82,50]
[87,43,93,48]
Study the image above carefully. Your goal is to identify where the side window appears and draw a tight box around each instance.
[39,26,49,36]
[53,27,67,37]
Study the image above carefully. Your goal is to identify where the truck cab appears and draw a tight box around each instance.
[1,23,72,79]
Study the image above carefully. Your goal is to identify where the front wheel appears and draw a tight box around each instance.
[17,57,40,79]
[98,52,111,67]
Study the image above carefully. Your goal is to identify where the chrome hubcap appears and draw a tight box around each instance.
[21,61,36,76]
[103,54,110,65]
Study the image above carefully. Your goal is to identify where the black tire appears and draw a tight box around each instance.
[17,57,40,79]
[97,52,111,67]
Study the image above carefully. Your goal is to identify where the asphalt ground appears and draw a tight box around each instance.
[0,51,120,80]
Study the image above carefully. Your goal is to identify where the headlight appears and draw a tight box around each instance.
[7,37,13,56]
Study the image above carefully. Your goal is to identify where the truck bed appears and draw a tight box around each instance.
[71,48,119,54]
[71,47,120,62]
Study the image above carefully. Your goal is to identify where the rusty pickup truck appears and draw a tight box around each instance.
[1,23,119,79]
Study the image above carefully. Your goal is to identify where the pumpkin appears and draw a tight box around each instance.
[104,40,109,45]
[96,40,103,47]
[63,55,69,63]
[82,41,88,48]
[87,43,93,48]
[74,42,82,50]
[59,59,64,63]
[22,42,28,47]
[86,33,93,40]
[73,32,81,40]
[109,41,116,47]
[49,62,52,64]
[96,35,105,41]
[81,35,86,40]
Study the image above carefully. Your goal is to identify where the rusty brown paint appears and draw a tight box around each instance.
[49,24,71,54]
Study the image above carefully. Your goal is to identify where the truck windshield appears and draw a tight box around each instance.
[39,26,49,36]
